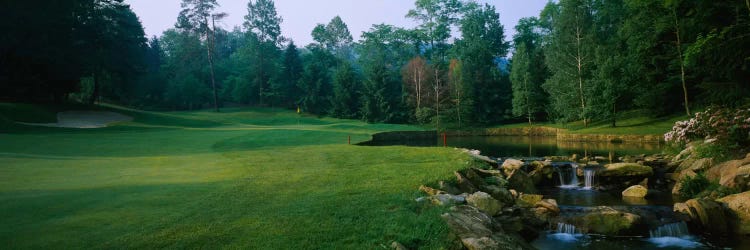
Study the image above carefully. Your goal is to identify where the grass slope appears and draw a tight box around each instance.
[495,110,687,135]
[0,104,467,249]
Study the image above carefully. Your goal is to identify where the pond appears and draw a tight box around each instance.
[364,135,663,159]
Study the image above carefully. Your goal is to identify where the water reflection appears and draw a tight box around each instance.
[364,136,663,159]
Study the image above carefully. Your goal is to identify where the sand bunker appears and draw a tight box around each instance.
[20,111,133,128]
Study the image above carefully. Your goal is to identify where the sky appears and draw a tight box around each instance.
[126,0,549,46]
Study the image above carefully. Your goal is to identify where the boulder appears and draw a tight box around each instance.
[455,171,479,194]
[429,194,467,206]
[391,241,408,250]
[570,206,643,236]
[622,185,648,198]
[598,163,653,191]
[677,158,697,172]
[439,181,463,195]
[507,169,537,194]
[546,156,570,162]
[441,206,532,250]
[718,191,750,235]
[419,185,446,196]
[535,199,560,215]
[673,143,696,162]
[442,206,494,240]
[688,158,714,172]
[528,161,554,186]
[705,154,750,191]
[484,185,514,205]
[467,192,505,216]
[502,159,524,176]
[673,198,729,236]
[465,168,489,189]
[516,194,543,208]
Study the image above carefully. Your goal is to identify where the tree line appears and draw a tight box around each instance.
[512,0,750,126]
[2,0,748,129]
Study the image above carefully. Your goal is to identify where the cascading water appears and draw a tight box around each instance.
[647,221,704,248]
[557,223,579,234]
[583,169,596,189]
[650,221,689,238]
[557,163,579,188]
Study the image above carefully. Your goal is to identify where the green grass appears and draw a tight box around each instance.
[0,104,467,249]
[494,110,688,135]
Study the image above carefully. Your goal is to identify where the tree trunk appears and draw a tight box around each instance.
[575,26,588,127]
[611,102,617,127]
[525,76,532,127]
[434,69,440,131]
[89,72,99,105]
[259,45,265,106]
[206,16,219,112]
[672,9,690,116]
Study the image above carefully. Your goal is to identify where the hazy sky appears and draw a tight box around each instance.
[125,0,549,46]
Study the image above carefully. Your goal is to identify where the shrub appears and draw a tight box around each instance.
[664,106,750,145]
[694,143,733,162]
[679,172,741,199]
[679,173,711,199]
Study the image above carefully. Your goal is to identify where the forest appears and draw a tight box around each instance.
[2,0,749,129]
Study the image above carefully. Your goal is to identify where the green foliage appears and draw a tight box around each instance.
[694,143,734,163]
[455,3,511,125]
[679,172,741,200]
[679,173,712,199]
[330,61,361,118]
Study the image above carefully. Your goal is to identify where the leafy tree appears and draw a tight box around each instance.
[448,59,470,128]
[330,61,360,118]
[358,24,409,123]
[543,0,595,125]
[455,3,510,124]
[511,17,548,125]
[312,16,354,58]
[298,46,335,114]
[160,29,210,110]
[406,0,463,60]
[177,0,225,111]
[590,0,629,127]
[244,0,283,106]
[403,57,429,120]
[272,42,303,108]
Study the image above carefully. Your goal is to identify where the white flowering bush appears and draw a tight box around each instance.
[665,107,750,146]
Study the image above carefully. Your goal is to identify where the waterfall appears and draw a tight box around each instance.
[557,223,579,234]
[583,169,596,189]
[557,164,579,188]
[650,222,690,238]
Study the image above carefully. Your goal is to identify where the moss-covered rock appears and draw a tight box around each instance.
[467,191,505,216]
[570,207,643,236]
[507,169,537,194]
[601,163,653,176]
[598,163,653,191]
[673,198,729,236]
[622,185,648,198]
[516,194,543,208]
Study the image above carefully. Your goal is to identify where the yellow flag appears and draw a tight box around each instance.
[297,106,301,114]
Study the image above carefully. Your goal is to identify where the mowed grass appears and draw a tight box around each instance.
[0,104,468,249]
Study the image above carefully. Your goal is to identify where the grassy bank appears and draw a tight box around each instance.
[0,104,468,249]
[494,110,687,135]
